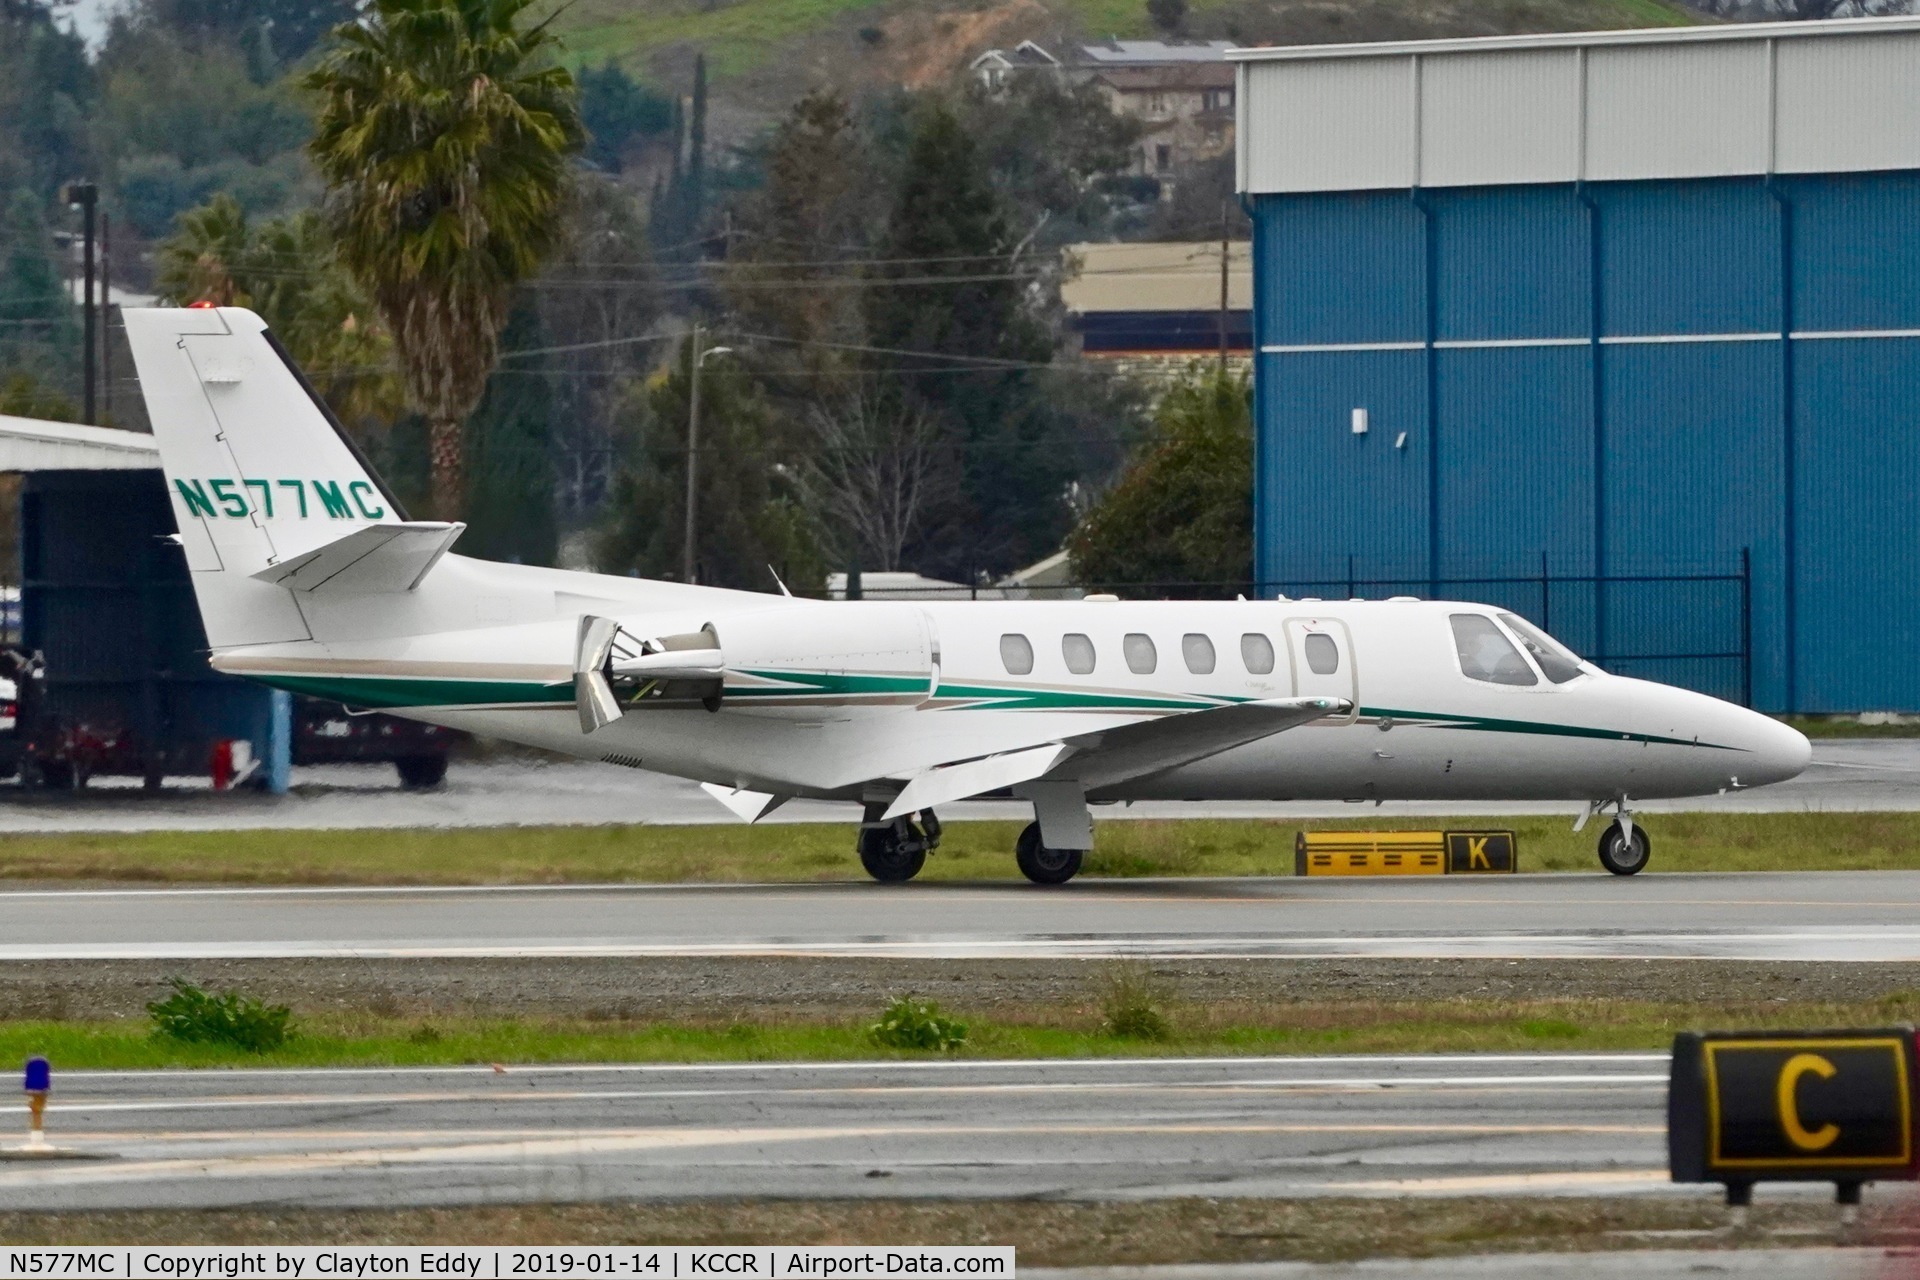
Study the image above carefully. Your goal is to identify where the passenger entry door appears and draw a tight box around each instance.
[1284,618,1358,722]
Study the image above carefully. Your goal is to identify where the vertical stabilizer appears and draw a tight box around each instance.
[123,306,401,648]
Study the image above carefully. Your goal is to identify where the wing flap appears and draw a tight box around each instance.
[252,521,464,595]
[882,743,1072,821]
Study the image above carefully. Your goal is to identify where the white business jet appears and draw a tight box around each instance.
[123,307,1810,883]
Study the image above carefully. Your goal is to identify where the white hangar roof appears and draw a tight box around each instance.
[0,415,159,470]
[1231,16,1920,194]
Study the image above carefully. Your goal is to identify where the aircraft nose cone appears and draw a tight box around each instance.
[1740,712,1812,787]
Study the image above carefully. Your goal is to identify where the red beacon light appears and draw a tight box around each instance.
[187,300,217,309]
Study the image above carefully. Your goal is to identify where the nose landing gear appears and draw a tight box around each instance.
[1580,800,1652,876]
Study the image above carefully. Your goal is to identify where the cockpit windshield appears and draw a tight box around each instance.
[1499,613,1586,683]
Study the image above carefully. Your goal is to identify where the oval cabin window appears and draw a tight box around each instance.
[1000,633,1035,676]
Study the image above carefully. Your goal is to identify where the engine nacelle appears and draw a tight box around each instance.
[714,603,935,713]
[573,602,934,732]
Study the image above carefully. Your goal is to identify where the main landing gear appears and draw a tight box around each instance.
[1015,822,1082,885]
[855,784,1096,886]
[857,807,941,883]
[1580,800,1652,876]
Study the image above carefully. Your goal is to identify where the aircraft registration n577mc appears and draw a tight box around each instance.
[124,307,1811,883]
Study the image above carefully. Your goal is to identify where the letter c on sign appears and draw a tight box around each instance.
[1776,1052,1841,1152]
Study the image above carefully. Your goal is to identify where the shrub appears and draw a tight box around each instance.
[147,978,294,1053]
[1099,962,1173,1041]
[868,996,967,1051]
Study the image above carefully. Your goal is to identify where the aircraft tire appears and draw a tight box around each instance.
[1015,822,1083,885]
[859,822,927,883]
[1596,824,1651,876]
[395,754,449,790]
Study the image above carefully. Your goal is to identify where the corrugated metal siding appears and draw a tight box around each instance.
[1430,187,1586,340]
[1258,349,1427,585]
[1258,193,1424,345]
[1251,168,1920,711]
[1776,33,1920,175]
[1596,180,1781,336]
[1598,344,1785,704]
[1241,57,1412,194]
[1789,171,1920,332]
[1794,341,1920,711]
[1419,50,1580,188]
[1583,44,1771,182]
[1239,19,1920,195]
[1433,348,1592,579]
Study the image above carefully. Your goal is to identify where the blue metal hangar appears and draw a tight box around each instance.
[1231,17,1920,713]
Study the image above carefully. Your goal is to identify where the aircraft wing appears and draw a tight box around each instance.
[882,696,1347,820]
[1058,694,1349,790]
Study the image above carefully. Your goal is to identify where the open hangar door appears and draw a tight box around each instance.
[0,413,457,792]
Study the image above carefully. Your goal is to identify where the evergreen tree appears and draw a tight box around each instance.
[578,61,673,172]
[597,337,823,589]
[1065,365,1253,596]
[864,100,1065,580]
[0,188,78,396]
[462,302,558,565]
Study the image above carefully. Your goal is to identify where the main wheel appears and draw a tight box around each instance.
[1597,823,1651,876]
[1015,821,1083,885]
[859,820,928,883]
[395,754,448,789]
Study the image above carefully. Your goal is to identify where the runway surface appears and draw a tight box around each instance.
[2,870,1918,961]
[0,739,1913,832]
[0,1053,1681,1211]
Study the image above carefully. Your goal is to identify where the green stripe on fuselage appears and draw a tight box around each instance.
[252,672,574,709]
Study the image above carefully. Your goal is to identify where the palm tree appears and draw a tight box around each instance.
[304,0,582,519]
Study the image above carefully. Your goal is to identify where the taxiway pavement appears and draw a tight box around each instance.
[1,870,1918,961]
[0,739,1912,833]
[0,1053,1676,1211]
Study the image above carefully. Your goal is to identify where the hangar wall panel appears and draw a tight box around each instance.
[1236,17,1920,195]
[1584,44,1772,182]
[1419,51,1579,188]
[1793,342,1920,711]
[1240,58,1412,194]
[1250,167,1920,710]
[1776,33,1920,175]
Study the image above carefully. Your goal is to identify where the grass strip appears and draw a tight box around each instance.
[0,811,1916,884]
[0,1197,1890,1258]
[12,990,1920,1068]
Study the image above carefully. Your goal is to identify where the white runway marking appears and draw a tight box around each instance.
[2,929,1917,961]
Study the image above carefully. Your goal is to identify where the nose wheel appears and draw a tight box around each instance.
[1597,821,1651,875]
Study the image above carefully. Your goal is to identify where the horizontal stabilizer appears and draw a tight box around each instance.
[883,744,1073,821]
[1065,695,1349,790]
[252,521,464,595]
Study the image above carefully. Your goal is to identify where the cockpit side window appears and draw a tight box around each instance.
[1450,614,1537,686]
[1499,613,1584,683]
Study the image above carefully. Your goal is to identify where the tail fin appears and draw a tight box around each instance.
[123,306,407,649]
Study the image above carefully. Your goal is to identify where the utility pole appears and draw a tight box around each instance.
[64,182,98,424]
[683,326,734,583]
[1218,201,1230,373]
[101,211,112,425]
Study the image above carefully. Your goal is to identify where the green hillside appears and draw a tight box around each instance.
[551,0,1697,88]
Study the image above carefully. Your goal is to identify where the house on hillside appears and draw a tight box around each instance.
[968,39,1237,195]
[967,40,1061,91]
